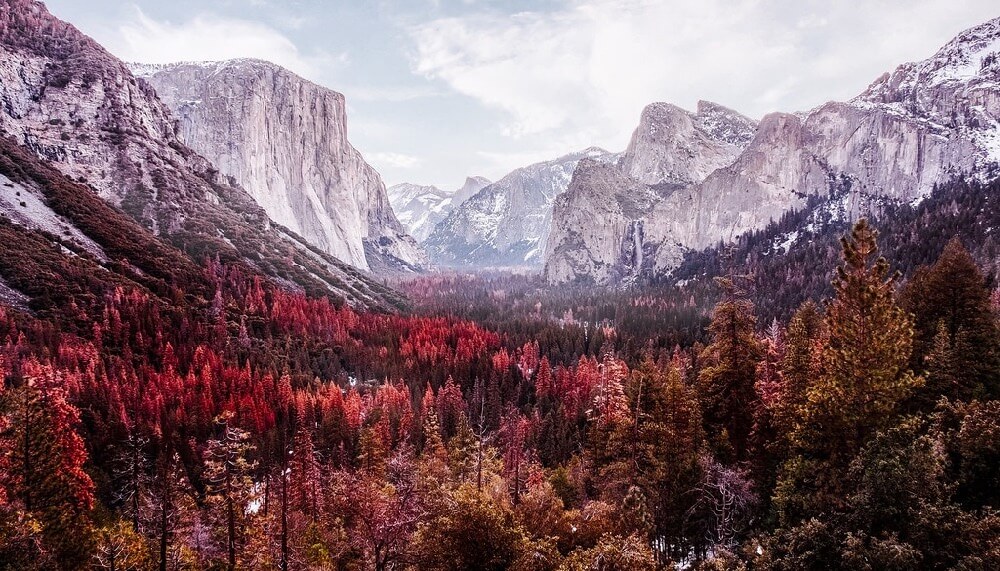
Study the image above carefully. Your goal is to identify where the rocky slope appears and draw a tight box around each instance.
[546,17,1000,284]
[424,148,616,268]
[387,176,490,242]
[133,59,426,273]
[0,0,403,308]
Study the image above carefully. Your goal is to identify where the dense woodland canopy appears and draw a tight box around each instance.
[0,170,999,569]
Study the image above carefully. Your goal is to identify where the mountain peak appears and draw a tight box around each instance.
[857,15,1000,105]
[912,15,1000,87]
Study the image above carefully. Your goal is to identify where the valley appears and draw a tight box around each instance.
[0,1,997,570]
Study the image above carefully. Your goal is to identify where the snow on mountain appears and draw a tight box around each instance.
[423,148,617,268]
[388,183,452,242]
[387,176,491,243]
[545,17,1000,285]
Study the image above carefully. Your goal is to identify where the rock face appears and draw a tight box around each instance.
[0,0,403,308]
[621,101,756,187]
[453,175,493,206]
[387,176,490,243]
[544,159,670,284]
[545,16,1000,284]
[424,148,616,268]
[134,60,426,273]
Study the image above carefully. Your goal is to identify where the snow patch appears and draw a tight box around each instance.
[0,174,107,261]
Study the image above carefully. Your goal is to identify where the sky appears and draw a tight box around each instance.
[43,0,1000,190]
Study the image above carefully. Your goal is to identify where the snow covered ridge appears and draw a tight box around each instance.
[387,179,492,243]
[422,148,618,269]
[918,15,1000,86]
[854,15,1000,105]
[127,59,276,79]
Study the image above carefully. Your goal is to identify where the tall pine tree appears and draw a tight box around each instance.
[776,220,922,523]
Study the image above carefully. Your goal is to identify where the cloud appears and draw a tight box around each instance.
[367,152,422,169]
[347,84,444,102]
[104,6,342,81]
[408,0,1000,151]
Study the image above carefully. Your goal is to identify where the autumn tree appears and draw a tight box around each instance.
[0,365,95,567]
[558,533,658,571]
[92,520,151,571]
[411,485,527,571]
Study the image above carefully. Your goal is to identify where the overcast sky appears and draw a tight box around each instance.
[43,0,999,190]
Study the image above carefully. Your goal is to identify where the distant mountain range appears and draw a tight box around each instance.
[422,147,618,268]
[2,0,998,298]
[387,176,491,242]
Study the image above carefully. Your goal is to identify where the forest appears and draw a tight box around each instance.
[0,212,998,569]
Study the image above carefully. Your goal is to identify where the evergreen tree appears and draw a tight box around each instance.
[146,449,197,571]
[204,412,257,571]
[0,366,95,568]
[698,278,763,460]
[902,237,1000,401]
[592,358,704,560]
[776,220,922,523]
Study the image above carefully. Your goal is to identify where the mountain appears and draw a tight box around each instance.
[0,0,403,308]
[545,17,1000,285]
[545,100,761,283]
[424,147,617,268]
[132,59,426,274]
[621,100,756,187]
[387,175,490,242]
[453,175,493,205]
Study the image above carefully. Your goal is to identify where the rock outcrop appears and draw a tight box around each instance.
[544,159,671,284]
[425,148,616,268]
[134,59,426,273]
[620,101,756,187]
[545,16,1000,284]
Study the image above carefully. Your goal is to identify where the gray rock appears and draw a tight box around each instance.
[425,147,617,268]
[545,16,1000,284]
[134,59,427,273]
[0,0,402,308]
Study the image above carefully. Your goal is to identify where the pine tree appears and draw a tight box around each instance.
[776,220,923,523]
[289,415,322,523]
[0,365,95,567]
[902,237,1000,400]
[110,430,151,533]
[204,412,257,571]
[146,449,197,571]
[592,358,704,560]
[698,278,763,460]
